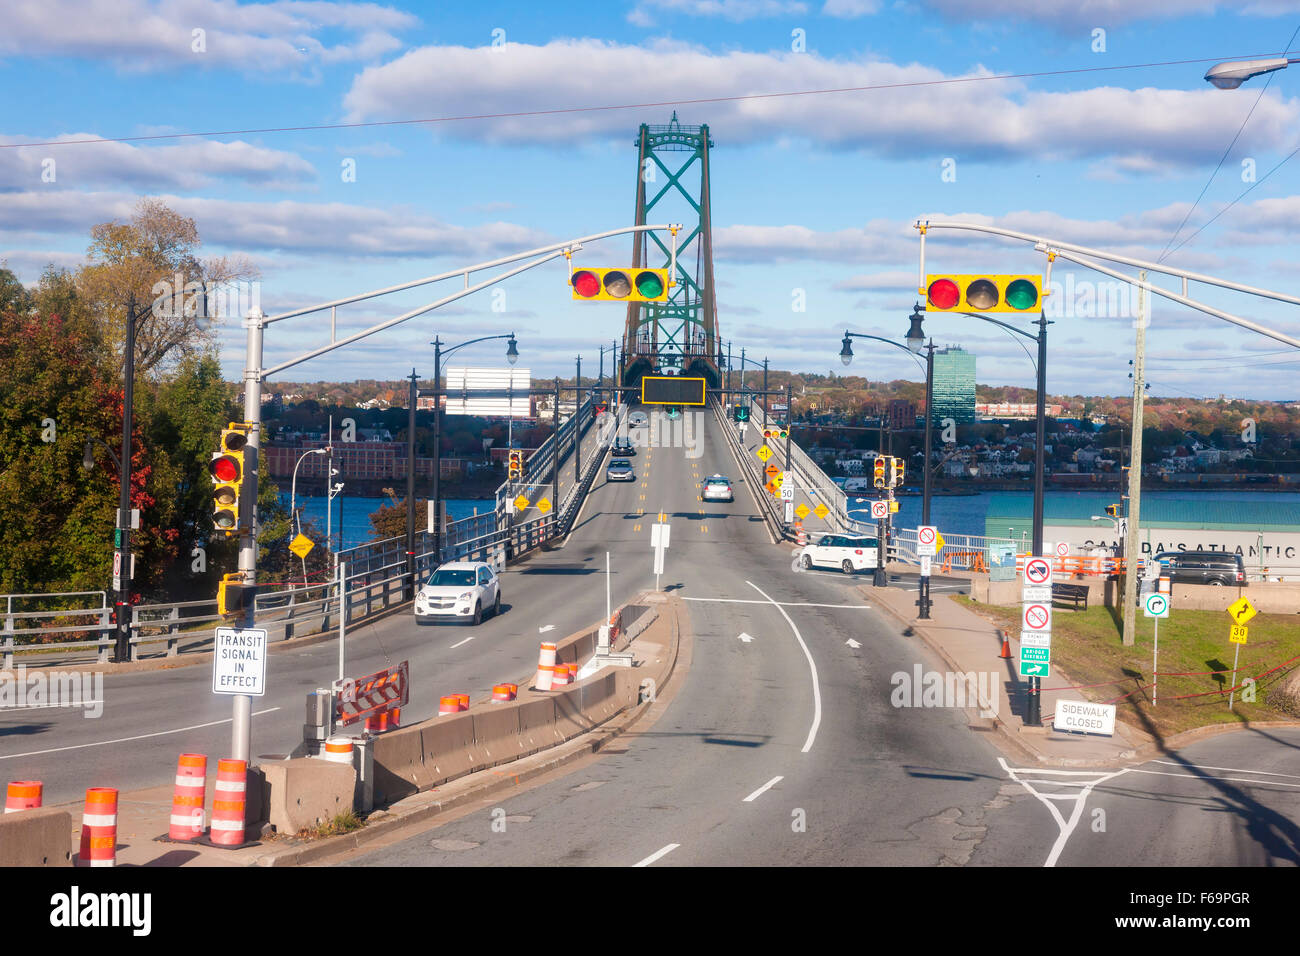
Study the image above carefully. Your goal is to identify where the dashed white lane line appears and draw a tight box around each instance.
[747,580,822,755]
[0,707,282,760]
[633,843,680,867]
[743,775,784,803]
[449,636,475,649]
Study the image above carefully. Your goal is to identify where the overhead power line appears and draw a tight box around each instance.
[0,52,1287,151]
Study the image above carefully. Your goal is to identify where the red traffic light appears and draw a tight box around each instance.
[209,455,240,483]
[926,278,960,310]
[571,270,600,298]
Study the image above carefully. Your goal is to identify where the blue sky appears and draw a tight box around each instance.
[4,0,1300,400]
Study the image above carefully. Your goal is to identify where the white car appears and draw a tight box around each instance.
[702,475,734,502]
[415,561,501,625]
[798,534,879,574]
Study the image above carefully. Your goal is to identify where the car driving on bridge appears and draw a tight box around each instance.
[702,474,734,502]
[798,534,879,574]
[415,561,501,626]
[612,436,636,456]
[606,458,635,482]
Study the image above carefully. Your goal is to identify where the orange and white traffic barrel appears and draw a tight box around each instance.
[322,737,354,765]
[492,683,517,702]
[5,780,42,813]
[388,707,401,728]
[456,693,470,711]
[78,788,118,867]
[210,759,247,847]
[168,753,206,841]
[536,642,558,691]
[552,664,572,687]
[439,695,461,716]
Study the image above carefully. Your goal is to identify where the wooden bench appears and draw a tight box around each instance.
[1051,582,1089,611]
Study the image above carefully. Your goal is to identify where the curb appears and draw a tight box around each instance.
[871,587,1300,767]
[249,595,685,867]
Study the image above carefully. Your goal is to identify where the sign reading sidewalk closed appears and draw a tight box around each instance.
[1055,700,1116,736]
[212,627,268,696]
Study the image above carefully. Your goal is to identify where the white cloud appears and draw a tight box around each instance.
[628,0,808,25]
[0,0,415,72]
[0,189,554,261]
[822,0,881,17]
[0,135,317,190]
[342,40,1300,165]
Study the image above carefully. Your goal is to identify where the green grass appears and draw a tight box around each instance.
[955,597,1300,739]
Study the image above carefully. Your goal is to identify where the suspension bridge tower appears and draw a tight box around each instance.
[620,113,721,394]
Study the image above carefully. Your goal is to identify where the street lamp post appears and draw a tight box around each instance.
[290,446,327,586]
[839,308,932,596]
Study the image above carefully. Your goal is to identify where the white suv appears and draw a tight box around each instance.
[798,534,879,574]
[415,562,501,625]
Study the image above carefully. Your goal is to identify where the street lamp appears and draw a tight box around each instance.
[407,333,519,595]
[290,447,327,586]
[1204,56,1296,89]
[840,305,935,604]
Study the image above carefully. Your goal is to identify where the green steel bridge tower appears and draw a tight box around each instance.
[621,113,721,392]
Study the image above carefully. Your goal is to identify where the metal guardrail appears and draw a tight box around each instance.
[713,398,785,541]
[1,396,613,670]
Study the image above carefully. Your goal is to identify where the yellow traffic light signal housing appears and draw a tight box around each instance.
[571,267,671,303]
[209,424,249,535]
[217,572,255,616]
[890,457,905,488]
[508,450,523,479]
[873,456,886,489]
[923,274,1043,314]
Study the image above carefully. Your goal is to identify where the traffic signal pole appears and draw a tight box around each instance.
[232,309,265,764]
[405,369,418,600]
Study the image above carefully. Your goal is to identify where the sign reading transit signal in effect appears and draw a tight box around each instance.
[923,274,1043,313]
[641,376,706,406]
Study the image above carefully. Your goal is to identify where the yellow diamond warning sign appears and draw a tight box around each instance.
[289,533,314,559]
[536,498,552,514]
[813,503,829,519]
[514,494,529,512]
[756,444,773,463]
[795,503,810,519]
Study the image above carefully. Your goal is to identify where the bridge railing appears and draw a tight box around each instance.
[741,389,851,533]
[712,398,785,540]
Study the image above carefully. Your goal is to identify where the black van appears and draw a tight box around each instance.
[1152,551,1246,587]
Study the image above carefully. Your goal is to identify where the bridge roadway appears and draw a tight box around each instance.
[5,406,1299,865]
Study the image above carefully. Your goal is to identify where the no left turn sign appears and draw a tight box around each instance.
[1024,557,1052,585]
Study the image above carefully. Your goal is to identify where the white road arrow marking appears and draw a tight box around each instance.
[539,625,555,633]
[737,632,754,643]
[845,638,862,649]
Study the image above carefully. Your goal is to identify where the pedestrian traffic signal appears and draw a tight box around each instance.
[571,267,671,303]
[874,456,886,489]
[508,450,523,479]
[217,572,255,616]
[209,424,249,534]
[923,274,1043,313]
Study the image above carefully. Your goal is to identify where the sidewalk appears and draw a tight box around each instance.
[867,570,1151,767]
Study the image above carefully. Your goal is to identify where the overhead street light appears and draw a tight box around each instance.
[1204,56,1295,89]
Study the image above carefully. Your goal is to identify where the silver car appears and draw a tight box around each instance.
[702,475,734,502]
[415,562,501,626]
[607,458,635,481]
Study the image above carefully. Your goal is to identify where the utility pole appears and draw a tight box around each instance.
[114,294,139,663]
[1122,272,1148,648]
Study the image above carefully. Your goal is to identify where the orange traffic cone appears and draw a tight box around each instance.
[998,630,1012,660]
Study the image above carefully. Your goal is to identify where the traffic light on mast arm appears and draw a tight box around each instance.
[571,267,671,303]
[923,274,1044,314]
[209,423,250,535]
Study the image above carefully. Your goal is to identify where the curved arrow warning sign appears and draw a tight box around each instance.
[1024,557,1052,585]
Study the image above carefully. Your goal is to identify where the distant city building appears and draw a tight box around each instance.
[931,347,976,425]
[977,402,1064,419]
[888,399,916,431]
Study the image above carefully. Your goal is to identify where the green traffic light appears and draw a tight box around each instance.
[636,271,665,298]
[1005,278,1039,311]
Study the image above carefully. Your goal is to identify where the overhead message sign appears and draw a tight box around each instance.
[212,627,268,697]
